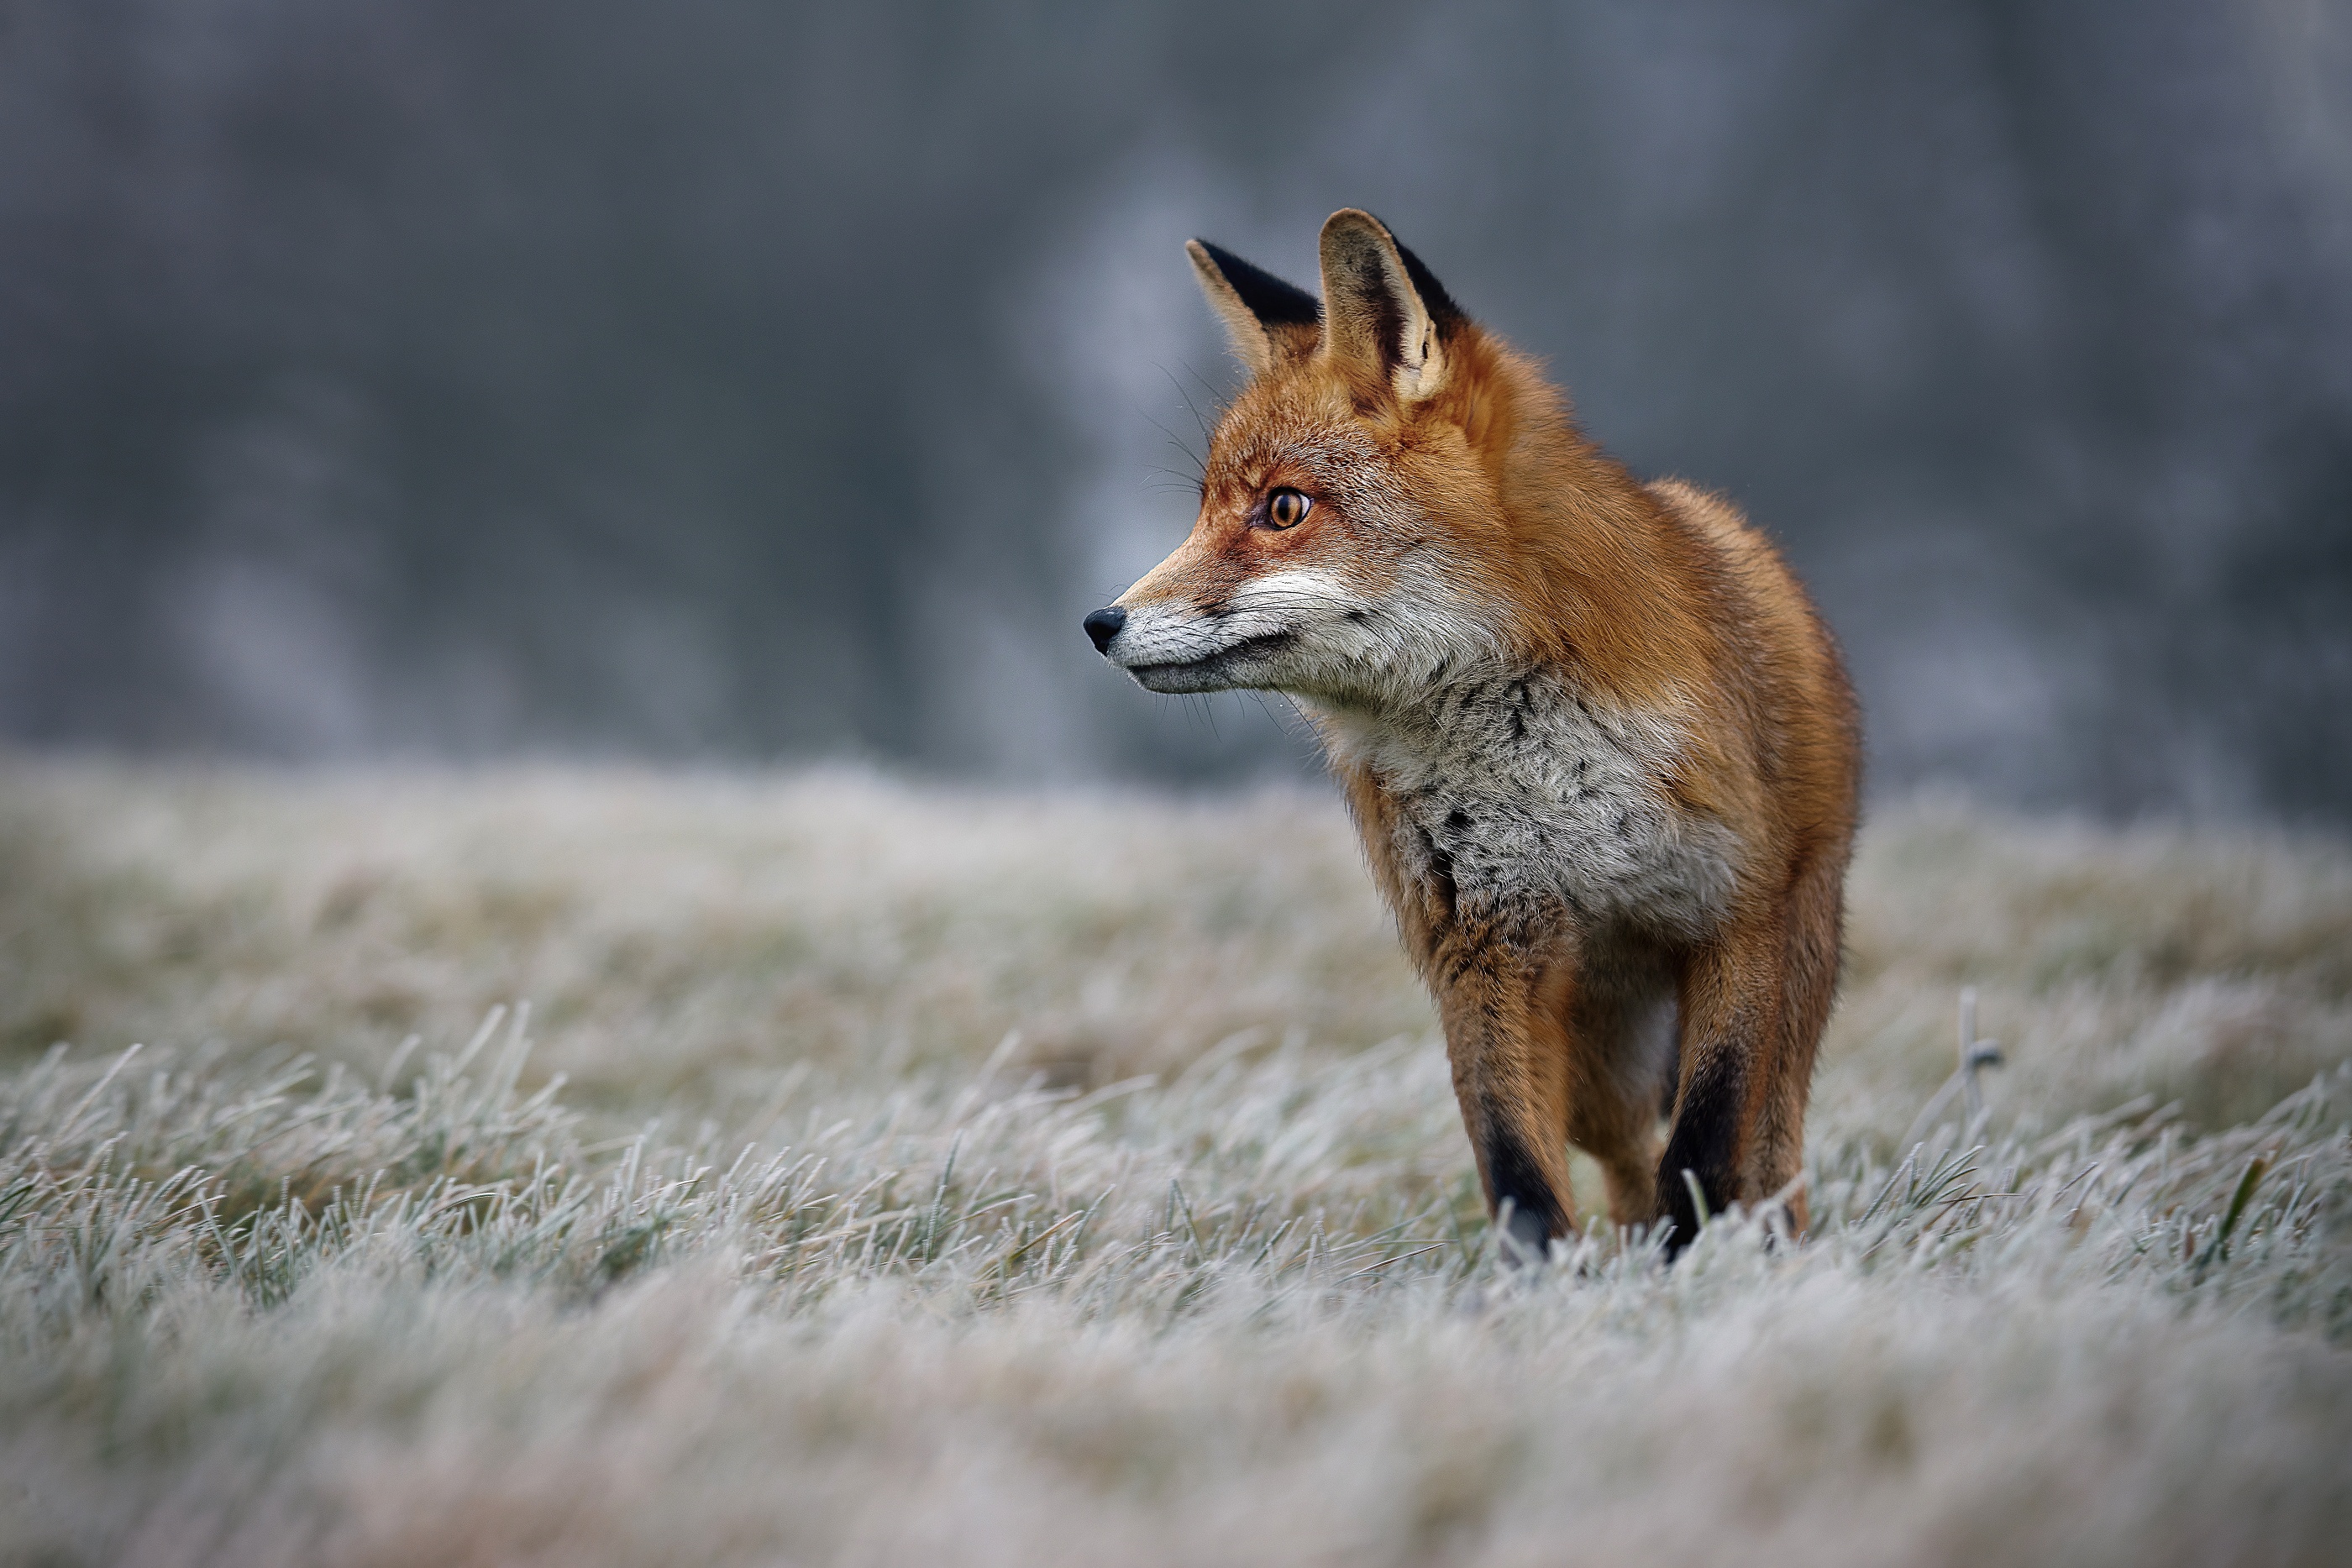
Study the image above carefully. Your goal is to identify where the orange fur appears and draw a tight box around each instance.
[1091,212,1860,1256]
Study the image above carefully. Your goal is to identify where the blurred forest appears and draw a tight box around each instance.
[2,0,2348,816]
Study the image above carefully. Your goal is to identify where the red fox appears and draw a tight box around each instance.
[1084,211,1861,1257]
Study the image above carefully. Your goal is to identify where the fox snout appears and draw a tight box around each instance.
[1080,574,1345,696]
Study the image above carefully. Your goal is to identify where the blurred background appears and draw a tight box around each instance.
[2,0,2348,817]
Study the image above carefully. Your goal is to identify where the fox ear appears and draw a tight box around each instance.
[1186,239,1321,377]
[1316,209,1462,401]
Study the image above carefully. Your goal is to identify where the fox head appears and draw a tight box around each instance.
[1084,209,1593,713]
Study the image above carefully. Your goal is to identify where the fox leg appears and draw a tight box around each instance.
[1431,920,1578,1261]
[1739,845,1848,1236]
[1655,911,1788,1255]
[1560,940,1677,1226]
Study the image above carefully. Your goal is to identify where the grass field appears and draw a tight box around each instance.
[3,758,2349,1566]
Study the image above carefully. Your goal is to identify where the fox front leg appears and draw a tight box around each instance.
[1654,910,1792,1256]
[1339,772,1579,1263]
[1429,923,1578,1264]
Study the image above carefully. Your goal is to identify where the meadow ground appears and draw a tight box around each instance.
[2,758,2349,1566]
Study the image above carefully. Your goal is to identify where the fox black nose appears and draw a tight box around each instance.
[1083,606,1126,654]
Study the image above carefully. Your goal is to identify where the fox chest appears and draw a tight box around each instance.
[1329,675,1736,936]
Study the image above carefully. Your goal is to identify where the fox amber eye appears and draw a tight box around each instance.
[1265,488,1312,529]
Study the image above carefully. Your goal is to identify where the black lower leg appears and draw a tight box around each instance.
[1654,1057,1746,1258]
[1480,1114,1567,1265]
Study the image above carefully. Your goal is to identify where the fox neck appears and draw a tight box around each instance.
[1473,348,1701,705]
[1310,351,1693,751]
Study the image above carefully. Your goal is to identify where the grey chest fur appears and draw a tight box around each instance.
[1323,673,1737,936]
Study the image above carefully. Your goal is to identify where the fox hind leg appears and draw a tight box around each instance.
[1561,937,1677,1228]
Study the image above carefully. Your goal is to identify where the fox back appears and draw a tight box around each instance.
[1085,211,1860,1257]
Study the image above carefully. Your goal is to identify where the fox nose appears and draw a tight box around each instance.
[1083,606,1126,654]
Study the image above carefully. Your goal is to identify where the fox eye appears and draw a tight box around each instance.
[1264,488,1312,530]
